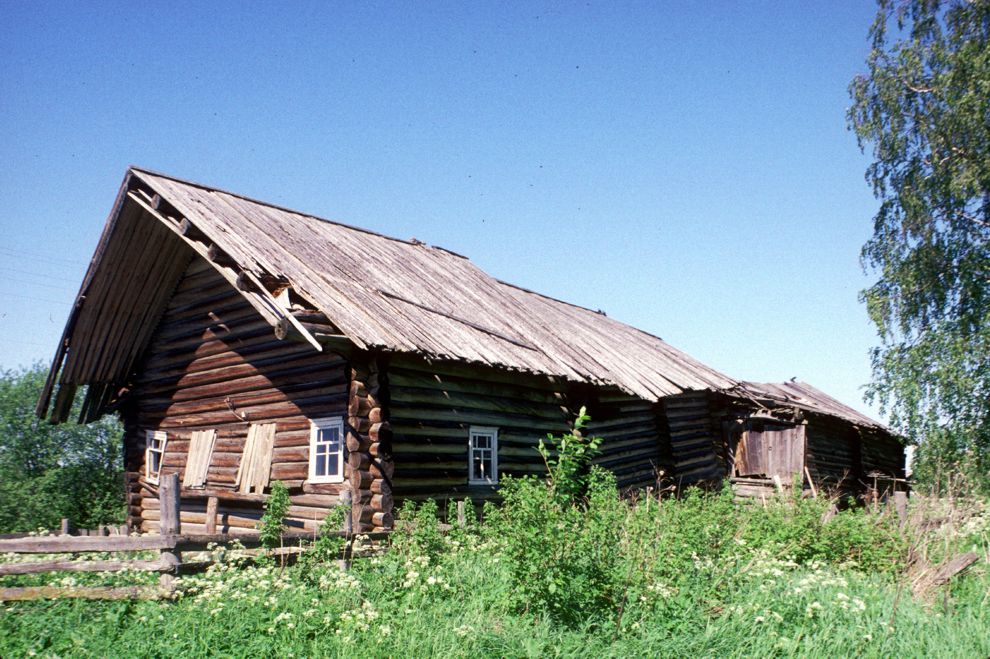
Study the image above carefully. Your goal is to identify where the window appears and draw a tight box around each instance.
[309,418,344,483]
[145,430,168,484]
[468,426,498,484]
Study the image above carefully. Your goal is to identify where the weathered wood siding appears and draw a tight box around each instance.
[860,430,906,481]
[387,355,571,504]
[387,356,674,504]
[586,390,672,490]
[121,258,349,534]
[660,392,724,484]
[804,416,862,495]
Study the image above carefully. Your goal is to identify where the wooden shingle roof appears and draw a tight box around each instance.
[135,168,736,398]
[732,381,889,431]
[39,167,890,437]
[39,167,737,421]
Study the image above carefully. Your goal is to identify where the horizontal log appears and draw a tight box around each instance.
[372,512,394,529]
[141,381,348,416]
[389,406,566,432]
[302,481,347,495]
[0,535,176,553]
[352,469,373,489]
[369,422,391,443]
[388,356,563,394]
[391,387,575,421]
[370,493,393,512]
[0,558,171,576]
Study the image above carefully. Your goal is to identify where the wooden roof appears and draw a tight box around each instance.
[38,167,885,433]
[733,381,888,431]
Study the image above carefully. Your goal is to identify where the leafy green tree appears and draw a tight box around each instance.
[848,0,990,491]
[0,364,124,532]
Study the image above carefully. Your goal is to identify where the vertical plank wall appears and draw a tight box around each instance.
[121,257,349,534]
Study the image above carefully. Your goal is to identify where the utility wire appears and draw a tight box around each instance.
[0,277,74,292]
[0,291,73,306]
[0,266,81,284]
[0,246,86,268]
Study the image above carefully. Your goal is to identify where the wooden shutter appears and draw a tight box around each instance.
[236,423,276,494]
[183,429,217,488]
[734,424,806,483]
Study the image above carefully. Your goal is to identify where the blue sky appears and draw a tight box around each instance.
[0,1,885,417]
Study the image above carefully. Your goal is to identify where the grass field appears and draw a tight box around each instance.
[2,481,988,658]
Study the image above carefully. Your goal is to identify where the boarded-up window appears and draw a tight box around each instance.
[183,429,217,489]
[236,423,276,494]
[734,424,806,484]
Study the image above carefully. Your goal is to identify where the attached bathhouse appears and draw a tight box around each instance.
[37,168,905,533]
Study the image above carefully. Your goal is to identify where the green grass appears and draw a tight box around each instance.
[2,487,988,658]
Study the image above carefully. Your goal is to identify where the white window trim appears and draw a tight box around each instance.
[468,426,499,485]
[145,430,168,485]
[308,417,345,484]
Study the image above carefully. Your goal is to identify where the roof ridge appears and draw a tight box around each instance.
[128,165,467,258]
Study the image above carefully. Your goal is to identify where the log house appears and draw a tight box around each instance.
[38,168,905,533]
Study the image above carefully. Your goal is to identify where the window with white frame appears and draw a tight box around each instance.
[468,426,498,484]
[145,430,168,484]
[309,417,344,483]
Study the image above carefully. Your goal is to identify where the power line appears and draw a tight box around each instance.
[0,338,58,349]
[0,277,75,292]
[0,291,73,306]
[0,246,86,268]
[0,266,81,284]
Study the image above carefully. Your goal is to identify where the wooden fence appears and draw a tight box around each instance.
[0,474,385,601]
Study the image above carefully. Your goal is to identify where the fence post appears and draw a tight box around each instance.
[205,496,219,535]
[158,473,182,589]
[60,518,70,536]
[339,490,352,571]
[456,500,466,528]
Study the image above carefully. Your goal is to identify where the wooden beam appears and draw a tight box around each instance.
[0,535,176,553]
[126,191,324,353]
[0,558,171,576]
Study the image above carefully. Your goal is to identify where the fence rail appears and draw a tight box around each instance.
[0,474,385,601]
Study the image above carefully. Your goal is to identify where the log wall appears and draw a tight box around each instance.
[804,416,862,496]
[346,357,395,532]
[660,391,724,484]
[121,257,349,534]
[387,355,572,505]
[386,355,675,506]
[586,390,673,490]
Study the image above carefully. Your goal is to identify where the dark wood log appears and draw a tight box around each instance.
[371,512,394,529]
[370,493,393,512]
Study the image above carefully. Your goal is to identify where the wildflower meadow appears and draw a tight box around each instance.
[2,419,988,657]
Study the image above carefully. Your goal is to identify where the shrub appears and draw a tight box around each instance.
[259,481,290,553]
